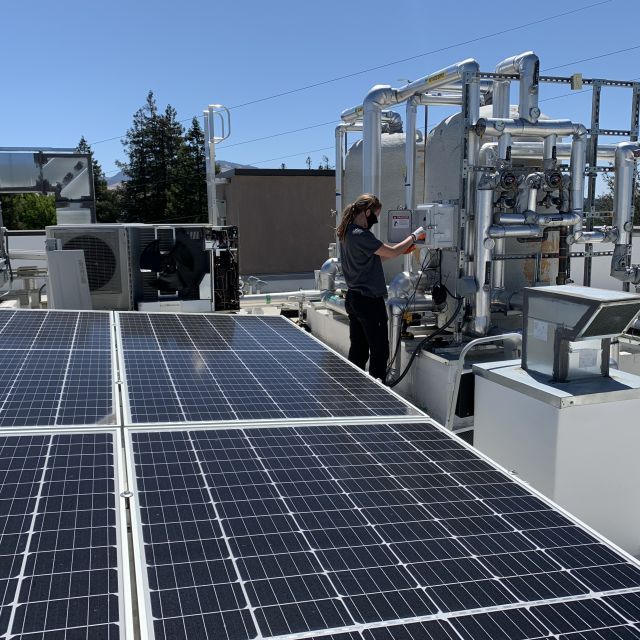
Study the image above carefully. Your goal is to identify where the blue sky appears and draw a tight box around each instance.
[1,0,638,179]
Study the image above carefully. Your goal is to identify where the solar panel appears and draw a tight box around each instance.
[0,429,128,638]
[126,421,640,640]
[117,313,419,425]
[0,310,116,427]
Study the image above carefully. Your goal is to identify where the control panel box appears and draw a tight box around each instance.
[416,203,455,249]
[386,205,455,248]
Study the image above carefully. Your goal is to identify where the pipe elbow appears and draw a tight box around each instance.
[616,141,640,163]
[457,59,480,77]
[364,84,396,109]
[572,124,588,138]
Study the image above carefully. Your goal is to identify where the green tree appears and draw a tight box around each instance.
[117,91,186,223]
[76,136,121,223]
[166,118,207,222]
[0,194,56,229]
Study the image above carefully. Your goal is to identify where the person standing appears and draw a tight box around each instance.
[337,194,425,383]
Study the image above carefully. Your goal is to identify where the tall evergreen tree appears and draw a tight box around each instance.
[76,136,121,223]
[117,91,186,223]
[166,117,207,222]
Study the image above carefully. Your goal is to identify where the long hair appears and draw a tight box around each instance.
[336,193,381,241]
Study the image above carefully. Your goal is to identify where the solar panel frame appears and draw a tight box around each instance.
[0,426,133,638]
[124,419,640,640]
[115,312,424,427]
[0,309,121,429]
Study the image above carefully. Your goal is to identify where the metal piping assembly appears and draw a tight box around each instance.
[610,142,640,284]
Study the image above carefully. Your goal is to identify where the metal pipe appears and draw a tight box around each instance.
[318,257,339,292]
[495,213,526,225]
[610,142,640,284]
[334,124,361,261]
[488,224,542,238]
[322,292,348,315]
[395,59,480,103]
[495,51,540,123]
[570,130,587,231]
[543,134,557,170]
[480,141,616,162]
[405,97,418,213]
[476,118,585,138]
[472,179,495,336]
[241,290,322,306]
[362,85,396,202]
[613,142,640,247]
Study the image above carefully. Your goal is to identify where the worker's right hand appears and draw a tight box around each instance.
[411,226,426,242]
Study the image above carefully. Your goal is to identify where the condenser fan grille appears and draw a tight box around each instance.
[62,234,118,291]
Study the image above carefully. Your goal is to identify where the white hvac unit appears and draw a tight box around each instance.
[45,224,133,310]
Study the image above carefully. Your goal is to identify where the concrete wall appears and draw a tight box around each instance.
[219,169,335,275]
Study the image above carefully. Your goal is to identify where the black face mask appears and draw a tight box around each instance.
[366,211,379,229]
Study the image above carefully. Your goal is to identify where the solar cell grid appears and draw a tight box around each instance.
[0,430,123,639]
[128,422,640,640]
[118,313,419,424]
[0,310,115,427]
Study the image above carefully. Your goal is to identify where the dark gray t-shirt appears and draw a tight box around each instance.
[340,223,386,297]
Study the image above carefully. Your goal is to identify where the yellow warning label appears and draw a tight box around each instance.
[427,72,447,84]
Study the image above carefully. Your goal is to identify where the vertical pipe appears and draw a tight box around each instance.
[207,107,220,225]
[203,112,215,226]
[472,182,494,336]
[570,130,587,234]
[404,97,419,274]
[543,134,557,170]
[464,74,481,279]
[335,126,344,263]
[404,98,418,211]
[491,76,510,293]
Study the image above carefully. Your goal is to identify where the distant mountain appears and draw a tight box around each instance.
[106,160,255,189]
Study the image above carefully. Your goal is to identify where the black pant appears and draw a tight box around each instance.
[345,290,389,383]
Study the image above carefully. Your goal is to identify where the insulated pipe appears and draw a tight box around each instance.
[495,213,526,225]
[334,123,362,262]
[240,290,322,307]
[613,142,640,247]
[494,51,540,123]
[569,130,588,235]
[386,296,437,381]
[322,292,348,315]
[405,97,419,212]
[362,85,397,202]
[475,118,585,138]
[488,224,542,238]
[395,59,480,103]
[480,142,616,164]
[610,142,640,284]
[472,178,496,336]
[543,134,557,170]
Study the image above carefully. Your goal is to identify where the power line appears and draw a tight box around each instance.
[217,121,338,149]
[226,0,612,111]
[542,44,640,72]
[88,0,611,147]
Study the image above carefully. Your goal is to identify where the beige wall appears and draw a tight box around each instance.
[222,171,335,275]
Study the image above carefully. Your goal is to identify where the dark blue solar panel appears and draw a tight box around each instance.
[129,422,640,640]
[0,311,114,427]
[0,431,121,638]
[118,313,419,424]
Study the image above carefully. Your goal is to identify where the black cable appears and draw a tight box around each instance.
[389,297,464,388]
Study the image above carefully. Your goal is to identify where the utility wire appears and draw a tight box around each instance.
[542,44,640,72]
[88,0,611,147]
